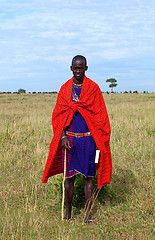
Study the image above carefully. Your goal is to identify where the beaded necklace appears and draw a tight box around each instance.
[72,84,82,102]
[73,82,82,87]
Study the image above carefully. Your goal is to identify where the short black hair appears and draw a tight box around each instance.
[71,55,87,66]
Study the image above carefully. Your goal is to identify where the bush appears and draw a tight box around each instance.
[18,88,26,93]
[55,174,86,208]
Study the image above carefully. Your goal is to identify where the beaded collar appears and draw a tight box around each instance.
[73,82,83,87]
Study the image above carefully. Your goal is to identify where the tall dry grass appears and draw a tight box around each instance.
[0,93,154,240]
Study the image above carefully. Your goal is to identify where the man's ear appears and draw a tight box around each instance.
[70,66,73,71]
[85,66,88,71]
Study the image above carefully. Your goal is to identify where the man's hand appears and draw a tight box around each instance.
[61,137,71,150]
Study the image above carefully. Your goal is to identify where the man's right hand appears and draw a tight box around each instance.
[61,137,71,150]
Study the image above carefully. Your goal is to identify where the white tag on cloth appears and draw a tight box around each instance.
[95,150,100,164]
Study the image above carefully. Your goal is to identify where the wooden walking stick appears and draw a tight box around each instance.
[62,148,67,221]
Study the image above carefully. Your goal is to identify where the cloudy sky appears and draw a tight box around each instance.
[0,0,155,92]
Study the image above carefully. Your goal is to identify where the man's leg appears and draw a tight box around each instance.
[84,177,94,221]
[65,175,76,219]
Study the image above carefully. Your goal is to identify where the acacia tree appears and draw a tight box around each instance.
[18,88,26,93]
[106,78,117,92]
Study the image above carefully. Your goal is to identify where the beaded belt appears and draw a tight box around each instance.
[66,131,91,138]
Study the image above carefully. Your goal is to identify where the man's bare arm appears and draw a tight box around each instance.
[61,130,71,150]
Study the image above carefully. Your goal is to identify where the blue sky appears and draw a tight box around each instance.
[0,0,155,92]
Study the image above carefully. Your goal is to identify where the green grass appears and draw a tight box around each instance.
[0,93,154,240]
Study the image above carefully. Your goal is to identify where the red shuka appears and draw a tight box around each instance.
[42,76,112,189]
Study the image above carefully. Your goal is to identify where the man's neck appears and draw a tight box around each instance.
[73,77,84,85]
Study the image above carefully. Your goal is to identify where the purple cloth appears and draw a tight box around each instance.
[63,84,96,178]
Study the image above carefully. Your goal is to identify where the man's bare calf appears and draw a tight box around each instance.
[65,175,93,221]
[65,176,76,219]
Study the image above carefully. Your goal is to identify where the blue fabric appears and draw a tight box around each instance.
[66,84,96,177]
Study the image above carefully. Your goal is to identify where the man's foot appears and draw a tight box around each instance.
[64,215,71,220]
[84,216,93,224]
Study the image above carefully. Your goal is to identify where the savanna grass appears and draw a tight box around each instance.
[0,93,154,239]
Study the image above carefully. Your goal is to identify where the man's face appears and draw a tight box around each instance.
[70,58,88,82]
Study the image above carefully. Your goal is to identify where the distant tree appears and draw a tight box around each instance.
[18,88,26,93]
[106,78,117,92]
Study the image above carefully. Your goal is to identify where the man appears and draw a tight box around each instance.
[42,55,112,222]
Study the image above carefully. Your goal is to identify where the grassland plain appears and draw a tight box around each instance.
[0,93,154,240]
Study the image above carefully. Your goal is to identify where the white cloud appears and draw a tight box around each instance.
[0,0,155,91]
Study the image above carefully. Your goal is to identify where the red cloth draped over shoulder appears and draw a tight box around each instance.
[42,75,112,189]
